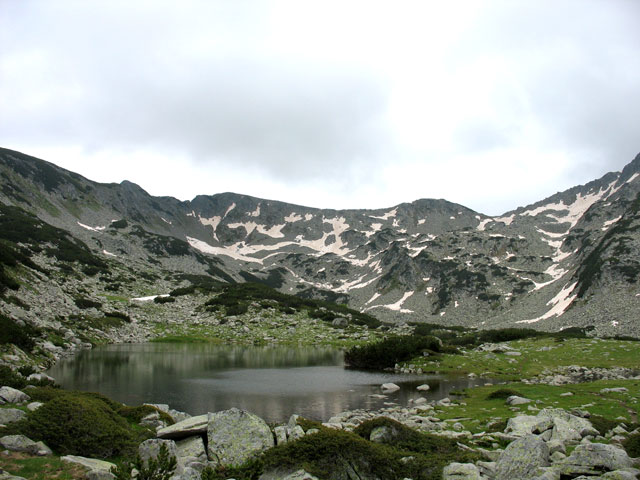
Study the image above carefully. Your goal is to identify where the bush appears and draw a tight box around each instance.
[14,394,136,457]
[0,365,26,389]
[74,297,103,309]
[623,433,640,457]
[589,415,619,435]
[154,296,176,304]
[0,314,38,352]
[486,388,522,400]
[344,335,442,369]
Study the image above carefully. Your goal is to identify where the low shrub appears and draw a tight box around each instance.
[154,296,176,304]
[0,314,38,352]
[589,415,619,436]
[74,297,103,310]
[344,335,442,369]
[486,388,522,400]
[0,365,26,389]
[13,394,137,457]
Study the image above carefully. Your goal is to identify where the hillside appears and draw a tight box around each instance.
[0,146,639,351]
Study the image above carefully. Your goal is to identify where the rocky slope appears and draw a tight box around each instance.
[1,147,640,338]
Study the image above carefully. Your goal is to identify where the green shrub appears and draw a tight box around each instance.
[623,433,640,457]
[344,335,442,369]
[486,388,522,400]
[0,314,38,352]
[112,443,177,480]
[14,394,136,457]
[154,296,176,304]
[74,297,103,309]
[589,415,619,435]
[0,365,26,389]
[118,405,175,426]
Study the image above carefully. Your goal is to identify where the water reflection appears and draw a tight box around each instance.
[47,344,490,423]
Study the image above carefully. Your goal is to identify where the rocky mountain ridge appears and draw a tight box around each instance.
[1,147,639,337]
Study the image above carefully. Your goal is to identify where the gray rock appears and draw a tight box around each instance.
[331,317,348,328]
[0,435,51,456]
[287,414,300,431]
[288,425,305,441]
[26,402,43,411]
[86,471,116,480]
[602,471,638,480]
[138,439,180,473]
[0,408,26,424]
[274,425,288,445]
[259,469,319,480]
[495,435,549,480]
[26,373,55,383]
[61,455,117,472]
[0,473,28,480]
[506,395,532,406]
[442,462,482,480]
[170,466,201,480]
[175,436,207,462]
[207,408,274,468]
[157,414,208,440]
[416,384,430,391]
[0,387,30,404]
[562,443,633,471]
[381,383,400,392]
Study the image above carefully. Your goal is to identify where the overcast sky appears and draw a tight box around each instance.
[1,1,640,215]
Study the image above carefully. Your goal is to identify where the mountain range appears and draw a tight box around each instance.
[1,146,639,338]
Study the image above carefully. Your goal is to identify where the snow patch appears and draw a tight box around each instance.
[304,213,313,221]
[227,222,286,238]
[364,223,383,238]
[517,282,578,324]
[370,208,397,221]
[132,294,169,302]
[365,292,381,305]
[626,173,639,184]
[102,250,117,257]
[161,217,172,225]
[418,219,426,225]
[366,291,414,313]
[602,216,622,231]
[493,214,515,226]
[224,203,236,217]
[249,204,261,217]
[77,222,106,232]
[477,219,492,231]
[186,211,196,217]
[199,215,222,240]
[285,212,303,223]
[186,236,262,263]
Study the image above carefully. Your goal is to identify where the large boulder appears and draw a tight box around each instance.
[259,469,319,480]
[0,435,51,456]
[157,414,208,440]
[0,387,30,405]
[442,462,483,480]
[561,443,633,472]
[537,409,594,444]
[0,408,26,424]
[138,438,180,470]
[175,436,207,463]
[207,408,274,468]
[495,435,549,480]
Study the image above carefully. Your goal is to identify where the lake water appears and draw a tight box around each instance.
[46,343,491,423]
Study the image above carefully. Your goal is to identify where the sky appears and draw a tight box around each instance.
[1,1,640,216]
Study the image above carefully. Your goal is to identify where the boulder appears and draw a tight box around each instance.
[0,387,30,404]
[506,395,532,406]
[138,439,180,473]
[381,383,400,392]
[26,373,55,384]
[175,436,207,462]
[0,408,26,424]
[60,455,117,473]
[416,384,430,391]
[495,435,549,480]
[561,443,633,471]
[0,435,51,456]
[259,469,319,480]
[0,473,28,480]
[332,318,348,328]
[274,425,288,445]
[157,414,208,440]
[288,425,305,441]
[207,408,274,468]
[442,462,482,480]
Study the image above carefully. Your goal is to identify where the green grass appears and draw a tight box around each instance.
[428,379,640,434]
[0,453,87,480]
[403,337,640,380]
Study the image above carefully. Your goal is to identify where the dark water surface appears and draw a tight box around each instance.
[46,343,491,423]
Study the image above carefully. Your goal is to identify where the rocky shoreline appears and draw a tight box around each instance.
[1,377,639,480]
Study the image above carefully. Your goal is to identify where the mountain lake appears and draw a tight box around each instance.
[46,343,493,423]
